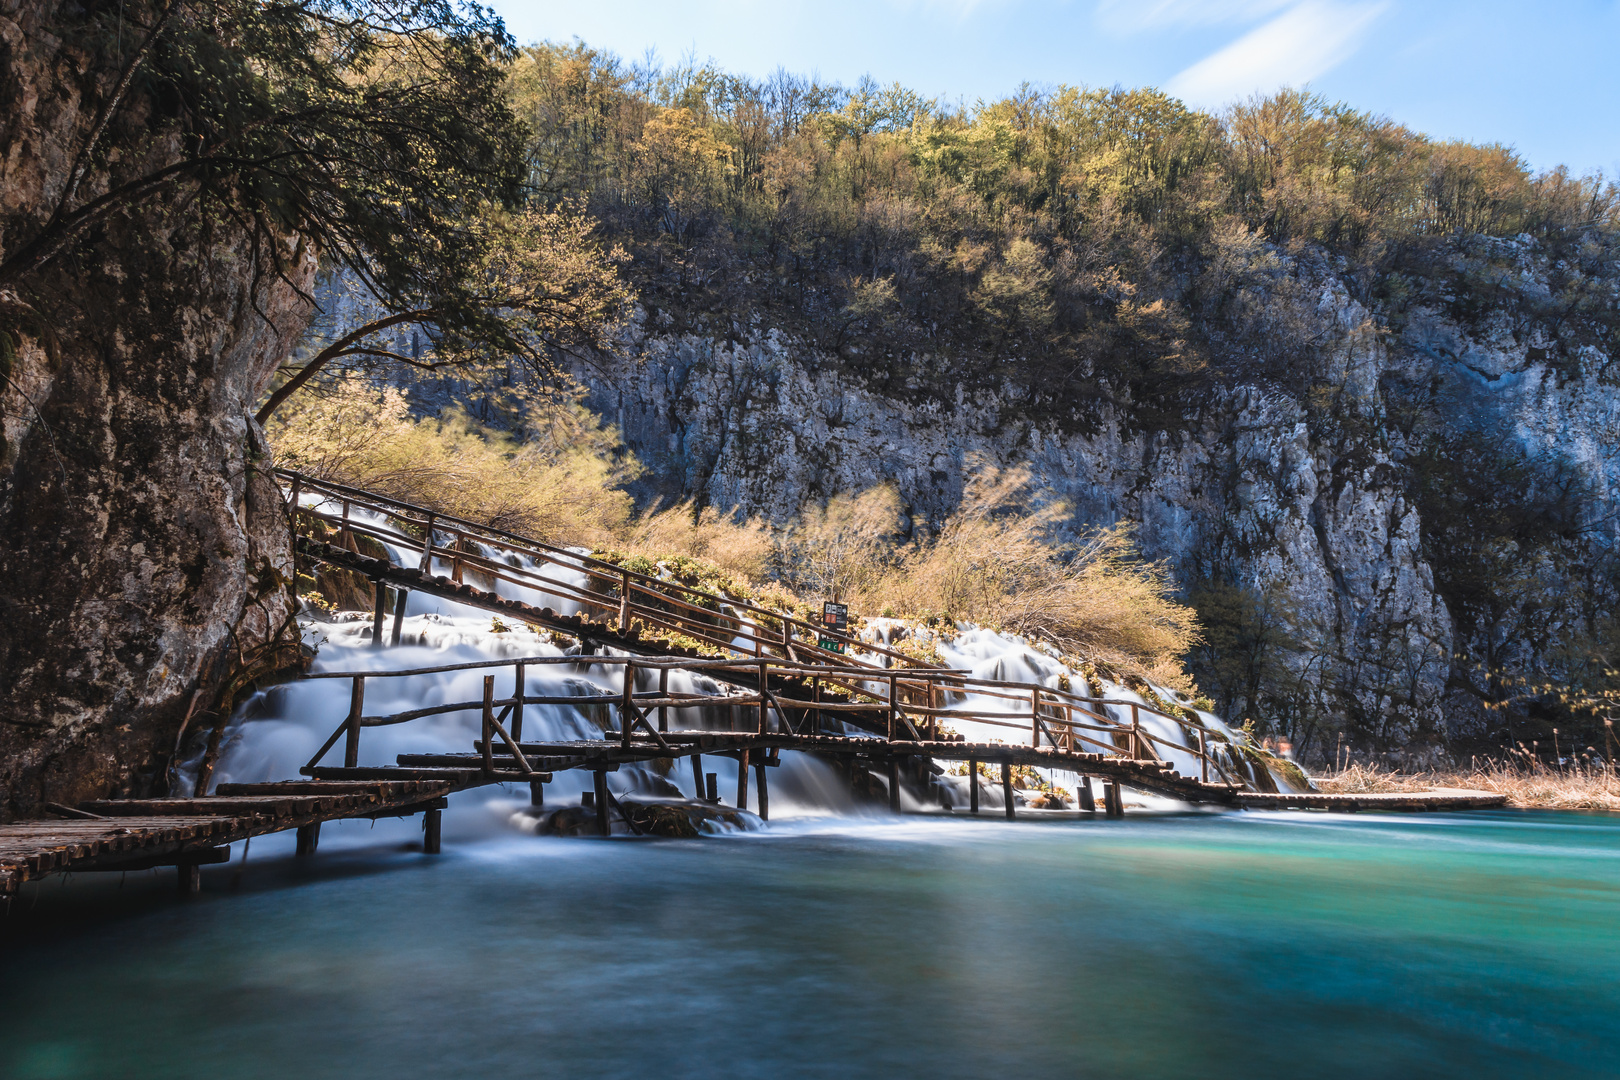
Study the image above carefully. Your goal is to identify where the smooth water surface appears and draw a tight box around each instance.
[4,809,1619,1079]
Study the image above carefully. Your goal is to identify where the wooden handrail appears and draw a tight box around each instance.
[282,470,928,667]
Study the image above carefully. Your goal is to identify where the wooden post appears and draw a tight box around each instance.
[706,772,719,803]
[888,673,898,741]
[620,660,634,750]
[178,863,201,895]
[481,675,495,774]
[755,763,769,820]
[658,668,669,733]
[969,759,979,815]
[691,754,705,800]
[594,771,611,836]
[529,780,544,807]
[451,531,464,583]
[1031,688,1041,748]
[618,568,631,633]
[812,677,821,737]
[344,676,365,768]
[1105,781,1124,818]
[295,822,321,855]
[737,749,751,810]
[1078,777,1096,812]
[1199,728,1208,783]
[888,757,901,813]
[1129,703,1141,759]
[418,512,436,573]
[370,582,387,650]
[758,660,769,734]
[389,587,408,646]
[1001,761,1015,819]
[339,498,351,548]
[512,662,526,741]
[423,809,442,854]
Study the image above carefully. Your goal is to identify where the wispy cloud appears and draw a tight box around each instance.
[1095,0,1296,34]
[1165,0,1388,105]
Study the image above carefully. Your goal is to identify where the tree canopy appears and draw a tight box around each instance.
[6,0,627,415]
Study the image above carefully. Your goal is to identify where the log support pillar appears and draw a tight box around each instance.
[1002,761,1015,820]
[370,581,387,650]
[594,771,611,837]
[888,758,901,814]
[1078,777,1096,813]
[177,863,201,895]
[737,749,751,811]
[423,808,442,854]
[969,759,979,815]
[390,587,409,646]
[754,763,769,821]
[295,822,321,856]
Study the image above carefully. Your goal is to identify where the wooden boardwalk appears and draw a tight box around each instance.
[1237,789,1507,812]
[0,780,456,898]
[0,473,1508,898]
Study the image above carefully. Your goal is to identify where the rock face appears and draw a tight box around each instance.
[0,2,314,817]
[573,235,1619,759]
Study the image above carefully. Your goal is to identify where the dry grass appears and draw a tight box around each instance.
[619,502,776,583]
[783,468,1201,689]
[268,375,638,545]
[1319,760,1620,810]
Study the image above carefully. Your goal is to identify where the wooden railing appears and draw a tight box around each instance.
[279,470,931,670]
[298,653,1249,789]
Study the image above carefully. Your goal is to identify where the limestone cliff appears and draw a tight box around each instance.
[0,1,314,817]
[572,233,1619,760]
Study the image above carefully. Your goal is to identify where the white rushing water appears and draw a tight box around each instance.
[202,497,1298,848]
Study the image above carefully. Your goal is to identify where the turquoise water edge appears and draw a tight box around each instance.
[4,809,1618,1079]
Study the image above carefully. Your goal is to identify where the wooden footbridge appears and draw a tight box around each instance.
[0,473,1505,900]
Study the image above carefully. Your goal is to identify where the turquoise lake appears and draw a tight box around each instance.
[3,808,1618,1079]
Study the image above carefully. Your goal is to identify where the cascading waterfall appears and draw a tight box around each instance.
[203,496,1303,849]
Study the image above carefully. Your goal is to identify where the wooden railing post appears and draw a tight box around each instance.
[339,498,351,548]
[888,673,898,741]
[1129,703,1141,759]
[1199,728,1208,783]
[481,676,495,773]
[418,513,436,573]
[344,676,365,768]
[757,660,768,734]
[658,667,668,733]
[451,531,464,583]
[512,661,526,742]
[1031,688,1041,748]
[620,660,634,750]
[618,569,631,633]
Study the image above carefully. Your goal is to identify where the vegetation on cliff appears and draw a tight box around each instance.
[504,43,1617,415]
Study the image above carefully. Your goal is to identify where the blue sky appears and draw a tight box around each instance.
[487,0,1619,176]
